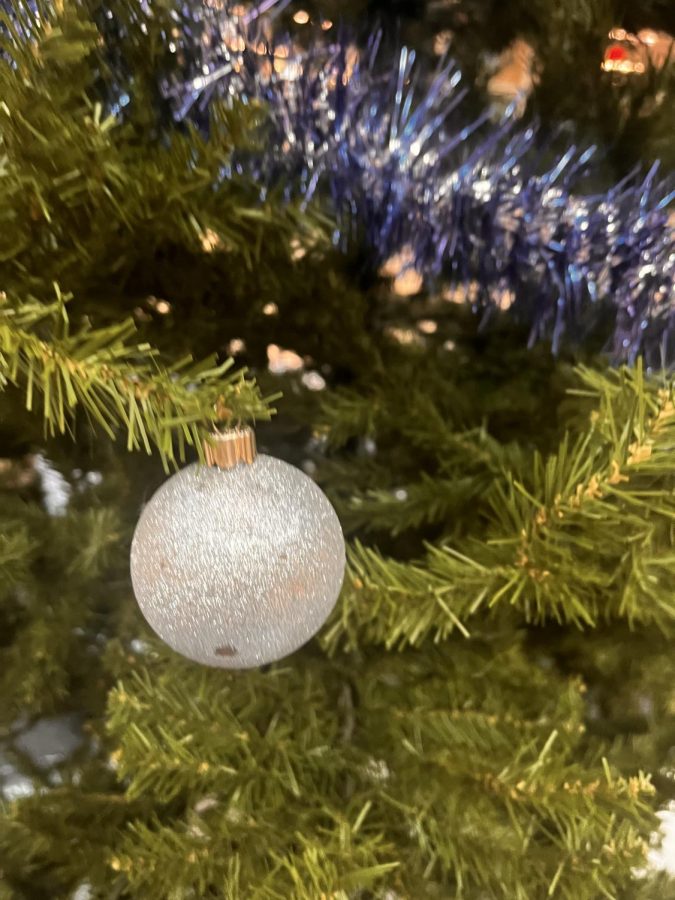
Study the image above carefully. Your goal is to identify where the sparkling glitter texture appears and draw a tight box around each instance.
[130,456,346,668]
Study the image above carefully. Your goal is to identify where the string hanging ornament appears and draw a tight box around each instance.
[130,428,345,668]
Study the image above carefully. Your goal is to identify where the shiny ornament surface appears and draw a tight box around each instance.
[130,456,345,668]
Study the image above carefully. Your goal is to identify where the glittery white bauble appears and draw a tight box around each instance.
[130,456,345,669]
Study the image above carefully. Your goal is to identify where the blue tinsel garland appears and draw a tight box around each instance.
[4,1,675,364]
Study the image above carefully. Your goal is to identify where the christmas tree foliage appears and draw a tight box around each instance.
[1,2,674,898]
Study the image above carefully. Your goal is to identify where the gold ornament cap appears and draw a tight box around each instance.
[203,427,257,470]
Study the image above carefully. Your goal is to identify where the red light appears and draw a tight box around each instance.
[606,44,627,61]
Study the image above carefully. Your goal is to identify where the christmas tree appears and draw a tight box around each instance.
[1,1,674,897]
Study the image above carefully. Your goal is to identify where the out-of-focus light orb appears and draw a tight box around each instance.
[267,344,304,374]
[394,269,424,297]
[228,338,246,355]
[302,371,327,391]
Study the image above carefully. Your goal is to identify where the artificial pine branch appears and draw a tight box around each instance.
[0,527,33,591]
[326,363,675,649]
[0,494,125,717]
[83,643,658,898]
[0,291,273,465]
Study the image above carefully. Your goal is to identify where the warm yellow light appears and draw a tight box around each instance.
[417,319,438,334]
[201,228,223,252]
[302,371,326,391]
[228,338,246,355]
[394,270,423,297]
[290,238,307,260]
[601,58,644,74]
[267,344,304,374]
[293,10,310,24]
[225,35,246,53]
[442,280,479,304]
[321,19,333,30]
[263,302,279,316]
[146,296,172,315]
[496,290,515,311]
[434,30,452,56]
[387,327,419,345]
[380,249,410,278]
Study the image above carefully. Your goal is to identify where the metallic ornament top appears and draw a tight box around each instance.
[204,427,257,469]
[130,455,346,669]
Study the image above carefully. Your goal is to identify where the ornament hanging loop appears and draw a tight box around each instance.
[203,426,257,469]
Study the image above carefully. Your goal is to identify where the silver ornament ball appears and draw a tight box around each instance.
[130,456,345,668]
